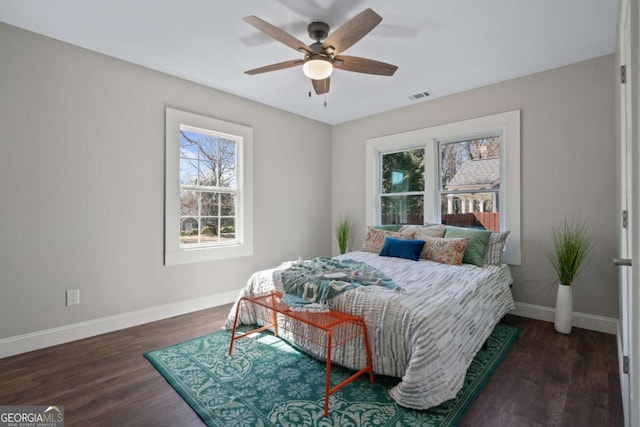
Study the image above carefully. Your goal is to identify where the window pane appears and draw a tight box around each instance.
[180,190,199,245]
[381,195,423,225]
[179,158,198,185]
[440,137,501,190]
[199,136,219,187]
[199,134,218,162]
[200,218,219,243]
[201,192,218,216]
[220,193,236,215]
[198,159,215,187]
[219,139,236,163]
[179,218,199,245]
[440,192,500,231]
[180,190,198,216]
[218,163,236,188]
[220,218,235,240]
[381,148,424,193]
[179,130,199,159]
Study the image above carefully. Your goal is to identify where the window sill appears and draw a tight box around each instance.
[165,243,253,265]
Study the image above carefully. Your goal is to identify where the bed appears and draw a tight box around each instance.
[224,249,515,410]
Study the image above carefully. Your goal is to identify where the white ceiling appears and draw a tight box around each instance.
[0,0,620,125]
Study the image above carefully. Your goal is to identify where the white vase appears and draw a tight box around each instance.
[554,283,572,334]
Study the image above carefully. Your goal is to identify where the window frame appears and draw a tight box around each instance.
[366,110,521,265]
[165,108,253,265]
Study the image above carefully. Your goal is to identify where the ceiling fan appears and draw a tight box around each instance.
[243,8,398,96]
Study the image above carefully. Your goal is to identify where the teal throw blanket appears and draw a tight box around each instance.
[278,257,398,310]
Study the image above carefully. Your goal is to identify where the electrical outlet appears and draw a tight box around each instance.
[66,289,80,306]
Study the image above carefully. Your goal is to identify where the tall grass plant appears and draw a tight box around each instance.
[546,219,594,286]
[335,216,350,255]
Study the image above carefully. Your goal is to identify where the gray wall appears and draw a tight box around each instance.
[332,54,618,319]
[0,23,332,339]
[0,21,619,342]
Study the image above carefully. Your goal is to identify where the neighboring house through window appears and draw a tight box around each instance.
[366,110,521,264]
[165,108,253,265]
[440,137,501,231]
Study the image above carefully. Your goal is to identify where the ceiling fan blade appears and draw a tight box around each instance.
[312,77,330,95]
[243,15,311,53]
[333,55,398,76]
[245,59,304,75]
[321,8,382,55]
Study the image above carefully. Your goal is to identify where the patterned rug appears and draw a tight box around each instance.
[144,323,520,427]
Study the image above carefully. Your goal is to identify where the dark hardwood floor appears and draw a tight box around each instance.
[462,315,623,427]
[0,307,622,427]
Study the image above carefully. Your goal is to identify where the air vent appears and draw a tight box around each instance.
[409,91,432,100]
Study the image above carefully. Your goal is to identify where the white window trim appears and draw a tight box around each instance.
[165,108,253,265]
[366,110,521,265]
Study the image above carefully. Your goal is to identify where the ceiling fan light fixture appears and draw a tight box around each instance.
[243,10,396,96]
[302,58,333,80]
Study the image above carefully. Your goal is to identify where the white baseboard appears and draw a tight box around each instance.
[510,301,618,334]
[0,290,239,358]
[1,296,618,358]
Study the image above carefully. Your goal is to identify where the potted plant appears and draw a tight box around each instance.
[546,219,594,334]
[335,216,350,255]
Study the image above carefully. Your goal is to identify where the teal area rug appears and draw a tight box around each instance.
[144,323,520,427]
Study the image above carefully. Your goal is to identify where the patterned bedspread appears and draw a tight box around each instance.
[224,251,515,410]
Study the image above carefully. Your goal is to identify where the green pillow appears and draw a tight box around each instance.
[444,226,492,267]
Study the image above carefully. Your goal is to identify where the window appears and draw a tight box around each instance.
[380,148,425,225]
[366,110,520,264]
[179,128,238,246]
[439,136,501,230]
[165,108,253,265]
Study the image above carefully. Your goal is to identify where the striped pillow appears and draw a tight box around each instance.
[482,230,510,266]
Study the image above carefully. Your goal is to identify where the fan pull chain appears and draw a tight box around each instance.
[324,94,327,108]
[308,79,312,98]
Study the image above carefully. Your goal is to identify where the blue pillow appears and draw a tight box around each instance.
[379,237,426,261]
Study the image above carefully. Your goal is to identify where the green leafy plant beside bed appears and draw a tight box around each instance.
[335,216,350,255]
[546,218,595,334]
[546,219,595,286]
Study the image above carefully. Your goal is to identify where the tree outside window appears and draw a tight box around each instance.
[179,128,238,246]
[380,148,424,225]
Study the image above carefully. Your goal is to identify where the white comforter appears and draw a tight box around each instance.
[224,251,515,410]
